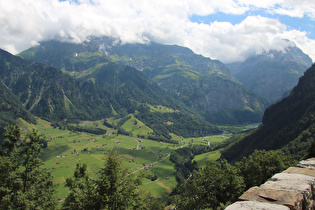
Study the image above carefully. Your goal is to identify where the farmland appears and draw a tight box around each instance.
[17,117,232,203]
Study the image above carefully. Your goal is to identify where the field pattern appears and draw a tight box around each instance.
[17,117,230,201]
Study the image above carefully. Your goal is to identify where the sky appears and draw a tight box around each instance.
[0,0,314,63]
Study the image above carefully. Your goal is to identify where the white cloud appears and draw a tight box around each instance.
[0,0,314,63]
[239,0,315,20]
[181,16,298,63]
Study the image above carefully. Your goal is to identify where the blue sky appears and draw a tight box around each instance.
[190,10,315,39]
[1,0,314,63]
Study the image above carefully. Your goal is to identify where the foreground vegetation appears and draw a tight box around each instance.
[10,117,232,206]
[0,125,56,209]
[2,118,311,209]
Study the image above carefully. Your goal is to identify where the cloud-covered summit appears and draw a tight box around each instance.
[1,0,314,63]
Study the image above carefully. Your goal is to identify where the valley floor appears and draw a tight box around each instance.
[16,117,237,205]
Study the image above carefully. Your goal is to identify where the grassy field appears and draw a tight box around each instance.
[16,117,237,205]
[194,150,222,168]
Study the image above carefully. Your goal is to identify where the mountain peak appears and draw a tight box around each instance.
[228,44,313,103]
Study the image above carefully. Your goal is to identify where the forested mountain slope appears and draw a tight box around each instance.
[20,37,267,124]
[221,63,315,161]
[2,48,220,138]
[76,62,192,114]
[0,49,118,122]
[0,79,35,133]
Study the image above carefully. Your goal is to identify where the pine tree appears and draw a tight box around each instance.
[63,150,162,209]
[0,125,56,209]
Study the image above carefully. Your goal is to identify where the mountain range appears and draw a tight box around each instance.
[0,34,314,165]
[0,48,221,139]
[20,37,269,124]
[0,35,313,142]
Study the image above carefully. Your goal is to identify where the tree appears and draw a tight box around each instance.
[62,162,97,209]
[0,125,56,209]
[94,150,143,209]
[304,138,315,159]
[63,150,161,209]
[176,159,245,209]
[236,150,288,189]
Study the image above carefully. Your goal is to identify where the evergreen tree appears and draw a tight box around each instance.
[95,150,144,209]
[63,150,162,209]
[62,162,96,209]
[0,125,56,209]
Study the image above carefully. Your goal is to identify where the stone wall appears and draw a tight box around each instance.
[226,158,315,210]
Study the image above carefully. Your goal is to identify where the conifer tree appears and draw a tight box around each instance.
[0,125,56,209]
[63,150,162,209]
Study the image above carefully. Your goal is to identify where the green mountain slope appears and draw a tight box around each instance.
[75,62,221,138]
[4,48,220,138]
[0,49,115,122]
[20,40,108,72]
[0,80,35,132]
[228,45,313,103]
[97,38,267,124]
[20,38,267,124]
[77,62,190,113]
[221,63,315,161]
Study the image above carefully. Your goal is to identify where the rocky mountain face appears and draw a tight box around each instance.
[20,37,267,124]
[221,63,315,161]
[228,45,313,103]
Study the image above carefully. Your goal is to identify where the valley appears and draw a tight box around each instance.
[1,0,315,208]
[0,37,314,209]
[17,116,231,205]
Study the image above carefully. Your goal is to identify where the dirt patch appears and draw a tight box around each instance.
[56,176,65,184]
[156,181,172,193]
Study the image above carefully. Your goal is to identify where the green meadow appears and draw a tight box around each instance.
[16,117,234,203]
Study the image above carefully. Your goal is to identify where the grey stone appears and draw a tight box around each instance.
[282,167,315,177]
[239,186,304,209]
[271,172,315,185]
[225,201,290,210]
[297,158,315,168]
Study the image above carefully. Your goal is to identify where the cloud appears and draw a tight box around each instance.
[0,0,314,63]
[239,0,315,20]
[181,16,298,63]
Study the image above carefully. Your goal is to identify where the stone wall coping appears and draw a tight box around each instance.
[225,158,315,210]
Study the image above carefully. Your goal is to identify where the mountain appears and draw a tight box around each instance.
[221,63,315,162]
[0,77,35,134]
[2,48,221,138]
[76,62,193,114]
[228,44,313,103]
[20,37,267,124]
[19,40,108,72]
[0,48,116,122]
